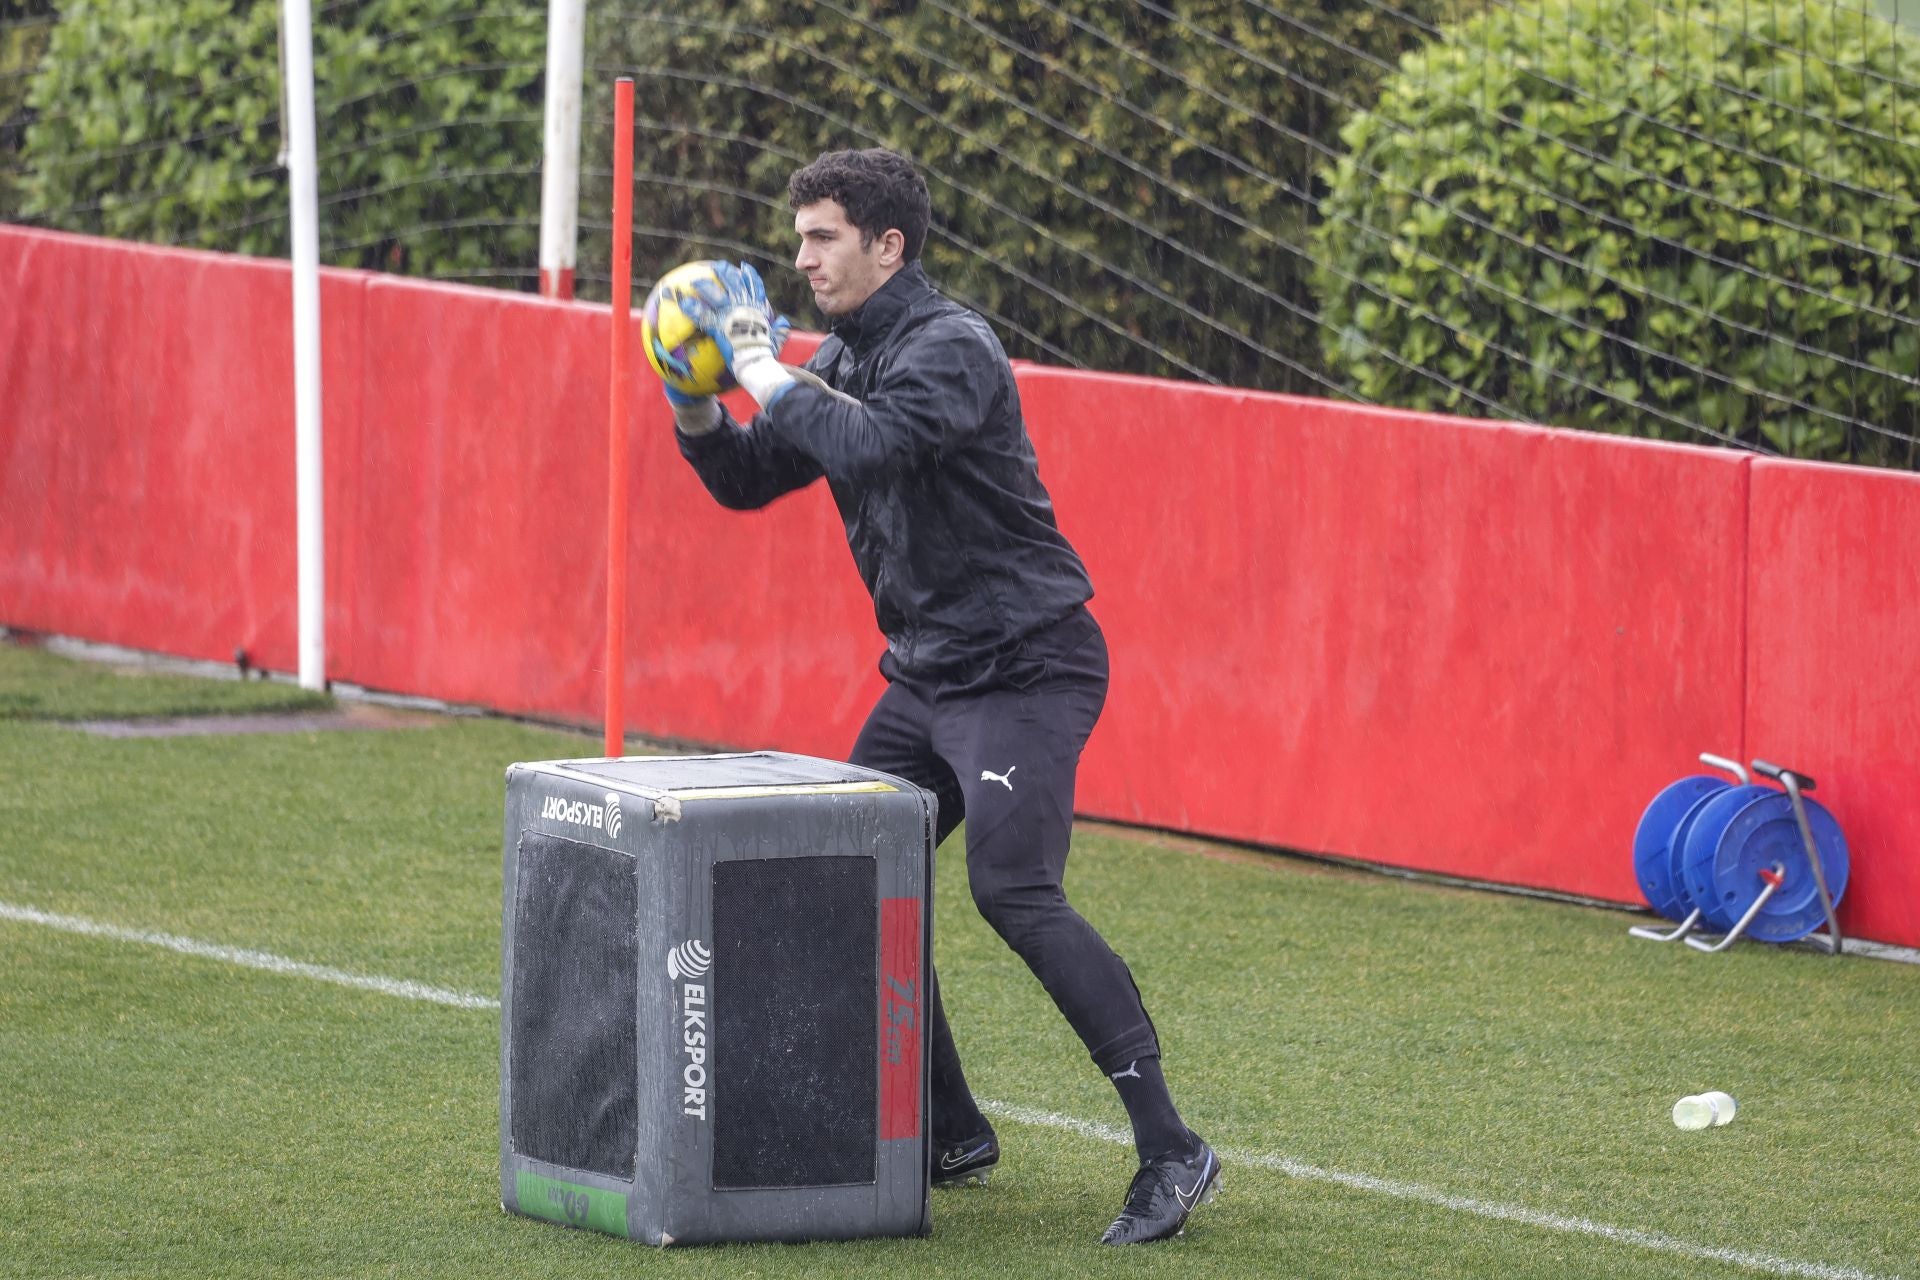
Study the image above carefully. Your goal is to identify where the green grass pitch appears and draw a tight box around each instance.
[1,642,1915,1279]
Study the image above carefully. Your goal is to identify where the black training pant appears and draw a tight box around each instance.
[849,608,1160,1141]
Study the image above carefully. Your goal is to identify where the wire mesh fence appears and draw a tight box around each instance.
[3,0,1916,465]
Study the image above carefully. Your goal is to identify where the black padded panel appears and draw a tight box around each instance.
[710,856,877,1189]
[508,832,638,1179]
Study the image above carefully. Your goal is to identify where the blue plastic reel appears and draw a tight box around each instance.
[1632,775,1730,921]
[1680,789,1849,942]
[1674,784,1773,927]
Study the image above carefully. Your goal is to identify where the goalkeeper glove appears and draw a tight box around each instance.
[674,262,803,409]
[662,383,720,436]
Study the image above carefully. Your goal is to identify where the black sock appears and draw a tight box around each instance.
[1107,1055,1189,1161]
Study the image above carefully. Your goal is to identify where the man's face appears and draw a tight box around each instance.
[793,199,899,318]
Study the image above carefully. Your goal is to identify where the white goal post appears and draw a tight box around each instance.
[280,0,326,692]
[538,0,587,299]
[277,0,587,691]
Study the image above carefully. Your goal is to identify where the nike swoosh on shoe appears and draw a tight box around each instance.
[941,1143,988,1170]
[1172,1151,1217,1211]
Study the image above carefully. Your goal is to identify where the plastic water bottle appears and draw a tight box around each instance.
[1672,1091,1737,1129]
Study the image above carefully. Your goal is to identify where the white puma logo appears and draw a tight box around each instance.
[1109,1061,1141,1082]
[980,766,1016,791]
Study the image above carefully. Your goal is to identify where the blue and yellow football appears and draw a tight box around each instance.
[641,260,737,398]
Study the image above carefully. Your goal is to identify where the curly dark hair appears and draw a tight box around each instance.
[787,148,931,263]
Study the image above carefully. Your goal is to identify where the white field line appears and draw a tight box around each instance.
[981,1103,1900,1280]
[0,902,499,1010]
[2,901,1901,1280]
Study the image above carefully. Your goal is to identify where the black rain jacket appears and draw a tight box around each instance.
[677,261,1093,683]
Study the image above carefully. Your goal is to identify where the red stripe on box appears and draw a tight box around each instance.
[879,897,922,1141]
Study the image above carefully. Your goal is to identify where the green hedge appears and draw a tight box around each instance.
[587,0,1477,393]
[1,1,57,216]
[16,0,544,282]
[1311,0,1920,467]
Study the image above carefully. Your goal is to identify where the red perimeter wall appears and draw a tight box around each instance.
[4,227,1914,945]
[1745,461,1920,948]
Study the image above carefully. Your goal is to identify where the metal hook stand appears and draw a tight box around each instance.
[1685,863,1784,952]
[1629,906,1702,942]
[1751,760,1845,956]
[1698,754,1750,787]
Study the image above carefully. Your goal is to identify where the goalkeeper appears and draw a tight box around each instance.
[660,147,1218,1246]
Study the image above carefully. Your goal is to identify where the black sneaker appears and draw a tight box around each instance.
[931,1131,999,1187]
[1098,1138,1221,1245]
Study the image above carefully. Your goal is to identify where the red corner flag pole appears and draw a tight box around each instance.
[604,77,634,759]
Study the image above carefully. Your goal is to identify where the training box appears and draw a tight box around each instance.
[499,752,935,1246]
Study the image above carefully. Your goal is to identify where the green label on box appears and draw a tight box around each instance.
[514,1171,630,1238]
